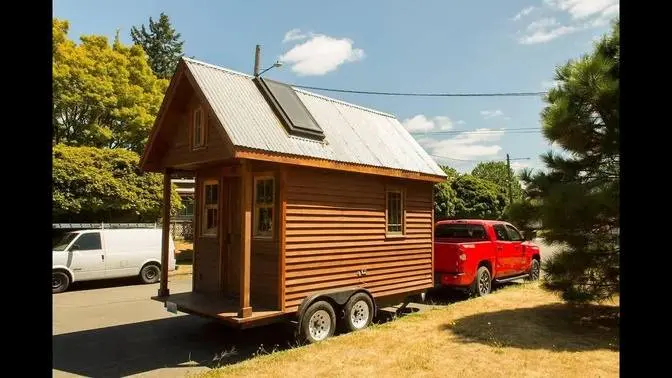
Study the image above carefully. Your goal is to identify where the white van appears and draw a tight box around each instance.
[52,229,176,293]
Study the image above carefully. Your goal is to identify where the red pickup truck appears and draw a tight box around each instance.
[434,219,541,296]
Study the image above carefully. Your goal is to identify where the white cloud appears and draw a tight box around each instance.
[417,128,506,161]
[518,0,618,45]
[480,109,504,119]
[511,161,531,171]
[402,115,454,132]
[457,120,467,125]
[512,6,536,21]
[279,33,365,76]
[282,29,308,43]
[518,17,579,44]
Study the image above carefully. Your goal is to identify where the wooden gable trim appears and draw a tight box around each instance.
[140,61,187,172]
[183,67,236,159]
[234,148,446,183]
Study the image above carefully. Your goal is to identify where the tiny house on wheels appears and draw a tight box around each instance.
[140,57,447,343]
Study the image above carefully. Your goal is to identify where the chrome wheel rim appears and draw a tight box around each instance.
[308,310,331,341]
[350,300,370,329]
[478,270,491,295]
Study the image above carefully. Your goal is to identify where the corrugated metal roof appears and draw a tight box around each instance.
[183,57,446,178]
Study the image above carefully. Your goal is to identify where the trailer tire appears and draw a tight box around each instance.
[300,300,336,344]
[342,292,374,332]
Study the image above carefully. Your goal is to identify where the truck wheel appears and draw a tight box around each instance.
[53,271,70,294]
[472,266,492,297]
[300,300,336,344]
[342,292,374,332]
[140,263,161,284]
[527,259,541,281]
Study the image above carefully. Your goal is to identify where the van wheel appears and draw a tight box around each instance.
[140,263,161,284]
[342,293,374,332]
[300,300,336,344]
[471,266,492,297]
[53,271,70,294]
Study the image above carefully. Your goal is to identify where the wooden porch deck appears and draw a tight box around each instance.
[151,292,288,329]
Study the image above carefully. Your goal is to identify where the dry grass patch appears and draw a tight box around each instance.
[200,283,618,378]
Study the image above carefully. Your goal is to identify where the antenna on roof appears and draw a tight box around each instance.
[254,44,261,77]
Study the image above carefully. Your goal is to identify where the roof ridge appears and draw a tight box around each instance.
[182,57,396,119]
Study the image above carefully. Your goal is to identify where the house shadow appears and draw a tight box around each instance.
[442,303,619,352]
[53,315,299,377]
[53,306,415,377]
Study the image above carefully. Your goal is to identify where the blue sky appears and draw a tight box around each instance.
[53,0,618,173]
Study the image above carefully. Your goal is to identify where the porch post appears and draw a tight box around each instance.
[158,167,172,297]
[238,159,253,317]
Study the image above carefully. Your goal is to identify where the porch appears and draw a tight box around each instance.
[151,292,286,329]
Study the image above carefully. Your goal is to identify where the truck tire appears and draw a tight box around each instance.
[140,263,161,284]
[300,300,336,344]
[472,266,492,297]
[53,271,70,294]
[342,292,374,332]
[527,258,541,281]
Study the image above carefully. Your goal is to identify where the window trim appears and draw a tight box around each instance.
[191,106,207,150]
[253,175,275,240]
[201,179,219,237]
[385,187,406,238]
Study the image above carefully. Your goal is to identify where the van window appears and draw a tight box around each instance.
[434,224,487,241]
[53,232,78,251]
[74,233,102,250]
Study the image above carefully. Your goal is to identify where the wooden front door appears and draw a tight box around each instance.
[222,177,241,297]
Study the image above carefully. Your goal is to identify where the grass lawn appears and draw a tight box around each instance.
[200,283,619,378]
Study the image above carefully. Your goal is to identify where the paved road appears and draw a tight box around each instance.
[53,240,560,377]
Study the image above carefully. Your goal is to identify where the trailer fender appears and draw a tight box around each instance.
[296,287,376,329]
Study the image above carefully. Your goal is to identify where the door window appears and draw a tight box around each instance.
[493,225,509,241]
[72,232,102,250]
[505,225,523,241]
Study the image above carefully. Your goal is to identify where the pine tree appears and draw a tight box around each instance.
[131,13,184,79]
[510,20,619,302]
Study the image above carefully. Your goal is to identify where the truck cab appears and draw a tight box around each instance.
[433,219,541,296]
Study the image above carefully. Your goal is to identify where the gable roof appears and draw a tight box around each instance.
[143,57,447,180]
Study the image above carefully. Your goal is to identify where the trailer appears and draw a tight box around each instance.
[140,57,447,343]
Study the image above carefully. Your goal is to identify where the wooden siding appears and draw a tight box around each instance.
[161,89,233,169]
[283,167,434,312]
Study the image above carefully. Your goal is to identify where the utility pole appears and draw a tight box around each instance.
[253,44,261,76]
[506,153,513,205]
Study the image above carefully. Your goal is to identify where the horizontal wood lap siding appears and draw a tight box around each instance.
[283,167,434,312]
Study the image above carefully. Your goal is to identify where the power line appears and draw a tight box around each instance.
[292,85,547,97]
[430,154,531,163]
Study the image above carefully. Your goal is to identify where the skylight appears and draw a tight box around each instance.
[254,77,325,141]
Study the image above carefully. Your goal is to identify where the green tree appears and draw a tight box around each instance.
[451,175,508,219]
[471,161,523,204]
[52,144,182,222]
[131,12,185,79]
[53,19,168,153]
[510,20,619,302]
[433,166,460,220]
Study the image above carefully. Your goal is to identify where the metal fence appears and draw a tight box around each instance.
[52,220,194,241]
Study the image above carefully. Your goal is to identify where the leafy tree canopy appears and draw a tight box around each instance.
[131,12,185,79]
[53,144,182,222]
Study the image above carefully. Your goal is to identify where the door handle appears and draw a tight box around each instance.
[101,254,105,261]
